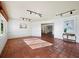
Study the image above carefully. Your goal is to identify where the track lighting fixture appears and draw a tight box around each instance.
[27,10,42,17]
[56,9,76,16]
[20,17,32,22]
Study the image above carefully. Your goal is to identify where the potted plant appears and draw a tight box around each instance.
[64,28,67,33]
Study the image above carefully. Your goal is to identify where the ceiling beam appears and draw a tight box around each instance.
[0,1,9,21]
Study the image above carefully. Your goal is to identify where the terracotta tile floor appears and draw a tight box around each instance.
[0,35,79,58]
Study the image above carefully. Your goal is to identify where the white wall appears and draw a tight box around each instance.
[31,15,79,43]
[8,19,54,38]
[31,19,63,39]
[53,18,64,39]
[31,19,64,39]
[8,19,32,39]
[7,15,79,43]
[76,15,79,43]
[31,22,41,36]
[31,20,53,37]
[0,13,8,54]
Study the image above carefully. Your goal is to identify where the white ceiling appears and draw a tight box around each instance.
[2,1,79,21]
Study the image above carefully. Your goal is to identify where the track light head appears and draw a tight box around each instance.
[30,11,32,14]
[22,18,25,20]
[39,14,42,17]
[70,11,73,14]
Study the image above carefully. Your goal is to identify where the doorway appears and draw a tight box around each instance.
[41,23,54,43]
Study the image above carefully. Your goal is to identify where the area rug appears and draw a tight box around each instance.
[24,38,53,49]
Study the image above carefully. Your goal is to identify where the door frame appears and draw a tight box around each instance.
[41,23,54,35]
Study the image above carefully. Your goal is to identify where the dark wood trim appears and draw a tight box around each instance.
[0,1,8,21]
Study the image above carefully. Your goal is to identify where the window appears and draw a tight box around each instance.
[0,18,3,35]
